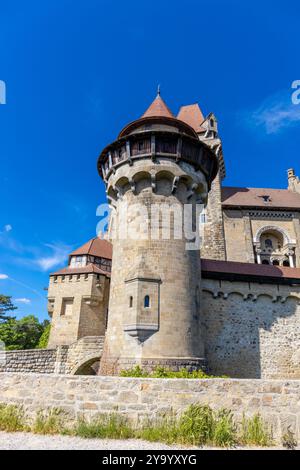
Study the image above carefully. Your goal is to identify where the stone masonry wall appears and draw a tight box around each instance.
[0,373,300,442]
[0,336,104,375]
[0,349,57,374]
[202,278,300,379]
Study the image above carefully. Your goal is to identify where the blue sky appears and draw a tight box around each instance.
[0,0,300,320]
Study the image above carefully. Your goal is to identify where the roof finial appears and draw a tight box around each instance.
[157,84,161,96]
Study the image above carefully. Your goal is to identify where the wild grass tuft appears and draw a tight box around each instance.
[0,404,27,432]
[73,414,134,440]
[241,414,273,447]
[32,408,66,435]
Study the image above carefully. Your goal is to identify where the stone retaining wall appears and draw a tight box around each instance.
[0,373,299,442]
[0,349,57,374]
[0,336,104,375]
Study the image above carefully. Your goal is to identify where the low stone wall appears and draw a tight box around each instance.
[0,349,56,374]
[0,336,104,375]
[0,373,299,442]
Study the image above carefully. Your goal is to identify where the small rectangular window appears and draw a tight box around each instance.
[61,298,74,316]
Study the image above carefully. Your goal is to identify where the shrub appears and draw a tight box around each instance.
[0,404,27,432]
[241,414,273,447]
[120,366,227,379]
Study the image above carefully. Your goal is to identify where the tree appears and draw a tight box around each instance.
[0,295,17,322]
[37,322,51,349]
[0,315,46,350]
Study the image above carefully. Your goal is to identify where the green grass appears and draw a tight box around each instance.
[32,408,66,435]
[0,404,28,432]
[241,414,273,447]
[120,365,227,379]
[73,414,134,440]
[0,402,273,448]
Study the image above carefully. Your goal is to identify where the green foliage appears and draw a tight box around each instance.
[282,426,297,450]
[73,414,134,439]
[37,323,51,349]
[33,408,65,435]
[0,404,27,432]
[0,315,48,350]
[120,365,227,379]
[136,415,180,444]
[0,401,274,448]
[178,404,215,445]
[213,409,237,447]
[241,414,273,447]
[0,295,17,322]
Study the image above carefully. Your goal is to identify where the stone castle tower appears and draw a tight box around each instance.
[97,93,218,374]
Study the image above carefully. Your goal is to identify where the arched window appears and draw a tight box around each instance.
[144,295,150,308]
[262,259,269,265]
[272,260,280,266]
[265,239,273,249]
[129,296,133,308]
[283,260,290,267]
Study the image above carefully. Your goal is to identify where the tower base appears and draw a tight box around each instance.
[98,356,207,376]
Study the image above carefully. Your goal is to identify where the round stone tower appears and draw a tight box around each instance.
[97,93,218,374]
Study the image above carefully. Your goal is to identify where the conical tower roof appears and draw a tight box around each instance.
[142,92,174,118]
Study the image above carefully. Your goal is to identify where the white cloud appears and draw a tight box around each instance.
[34,242,71,271]
[246,89,300,134]
[4,224,12,232]
[0,274,8,280]
[15,298,31,304]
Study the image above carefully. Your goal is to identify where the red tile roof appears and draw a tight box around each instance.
[222,187,300,210]
[201,259,300,283]
[142,94,174,118]
[70,237,112,259]
[177,104,206,133]
[50,264,111,277]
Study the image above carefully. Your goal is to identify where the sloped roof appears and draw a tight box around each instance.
[142,94,174,118]
[202,259,300,284]
[177,103,206,133]
[50,264,111,277]
[222,187,300,210]
[70,238,112,259]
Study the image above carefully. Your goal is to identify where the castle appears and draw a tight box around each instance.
[46,92,300,379]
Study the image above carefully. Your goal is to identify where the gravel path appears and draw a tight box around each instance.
[0,432,292,450]
[0,432,196,450]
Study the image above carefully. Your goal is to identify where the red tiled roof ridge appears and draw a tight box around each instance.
[50,263,111,277]
[70,237,112,259]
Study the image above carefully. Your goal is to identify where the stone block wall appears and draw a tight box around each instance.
[0,373,300,442]
[0,349,57,374]
[0,336,104,376]
[202,278,300,379]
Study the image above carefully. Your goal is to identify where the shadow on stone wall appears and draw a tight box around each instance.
[202,291,300,378]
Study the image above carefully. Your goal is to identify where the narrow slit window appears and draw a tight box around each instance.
[144,295,150,308]
[129,296,133,308]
